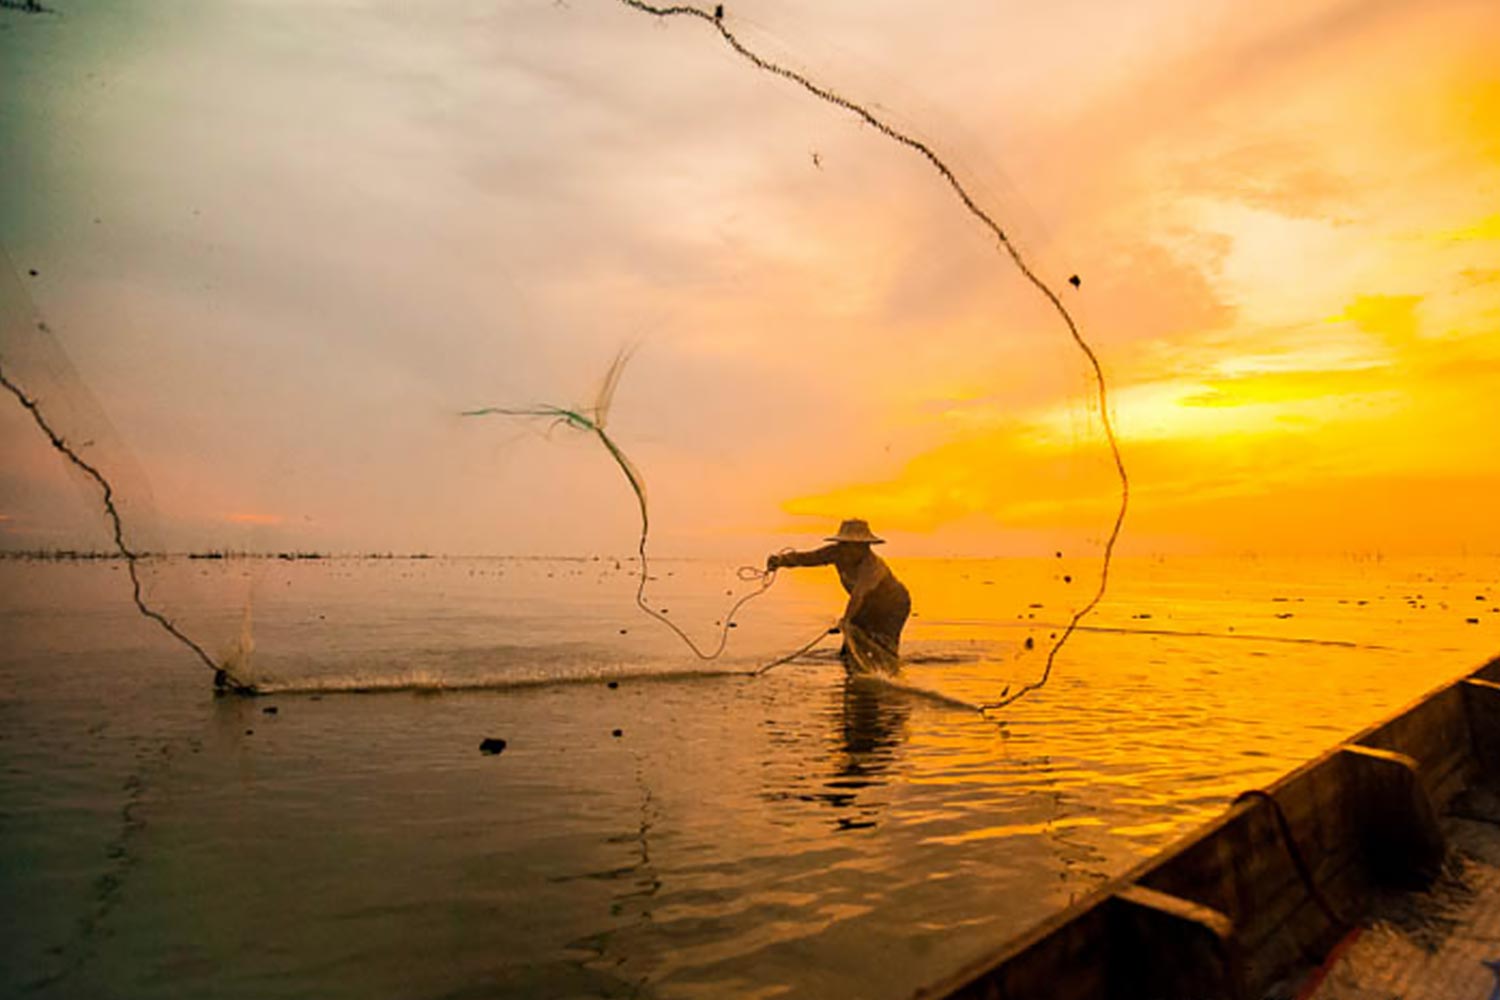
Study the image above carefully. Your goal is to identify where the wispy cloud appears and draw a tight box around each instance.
[224,513,283,526]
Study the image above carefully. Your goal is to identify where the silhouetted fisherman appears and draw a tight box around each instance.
[767,519,911,675]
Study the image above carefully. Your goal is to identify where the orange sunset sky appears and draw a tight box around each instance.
[1,0,1498,557]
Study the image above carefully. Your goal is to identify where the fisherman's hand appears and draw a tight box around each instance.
[766,553,781,572]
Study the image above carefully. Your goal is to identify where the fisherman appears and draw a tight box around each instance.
[767,519,911,674]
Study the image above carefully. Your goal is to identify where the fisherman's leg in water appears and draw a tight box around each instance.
[842,621,902,676]
[842,586,911,673]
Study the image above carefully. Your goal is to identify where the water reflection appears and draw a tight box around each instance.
[828,678,910,831]
[755,677,912,830]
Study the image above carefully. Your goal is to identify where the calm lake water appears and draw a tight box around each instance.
[2,554,1497,998]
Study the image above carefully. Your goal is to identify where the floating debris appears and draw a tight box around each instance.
[479,738,507,755]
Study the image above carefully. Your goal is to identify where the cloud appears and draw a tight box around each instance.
[1338,294,1422,342]
[224,513,283,526]
[1439,213,1500,243]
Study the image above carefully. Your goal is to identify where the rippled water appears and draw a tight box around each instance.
[2,555,1497,998]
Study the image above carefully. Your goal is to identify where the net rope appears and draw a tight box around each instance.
[464,349,816,669]
[0,253,252,692]
[613,1,1131,714]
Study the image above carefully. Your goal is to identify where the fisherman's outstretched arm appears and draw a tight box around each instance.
[766,544,838,571]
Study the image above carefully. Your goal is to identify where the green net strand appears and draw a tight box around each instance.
[464,351,792,665]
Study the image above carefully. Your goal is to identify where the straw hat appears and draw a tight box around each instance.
[825,518,884,545]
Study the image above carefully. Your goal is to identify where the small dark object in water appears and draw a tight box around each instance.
[1468,618,1481,625]
[714,3,723,17]
[728,622,738,628]
[1275,612,1294,619]
[479,738,507,755]
[244,729,254,736]
[607,681,619,689]
[1055,551,1063,558]
[1068,274,1080,288]
[1023,636,1034,650]
[1479,596,1488,601]
[619,628,628,635]
[262,706,278,715]
[612,728,623,738]
[1063,575,1072,583]
[28,268,39,277]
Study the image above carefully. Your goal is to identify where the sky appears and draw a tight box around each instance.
[1,0,1497,557]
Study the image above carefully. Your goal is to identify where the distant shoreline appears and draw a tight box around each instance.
[0,549,641,562]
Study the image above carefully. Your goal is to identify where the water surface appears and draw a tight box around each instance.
[2,555,1496,998]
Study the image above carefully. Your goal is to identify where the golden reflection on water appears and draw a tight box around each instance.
[3,555,1498,999]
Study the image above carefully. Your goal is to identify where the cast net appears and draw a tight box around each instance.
[1,0,1139,710]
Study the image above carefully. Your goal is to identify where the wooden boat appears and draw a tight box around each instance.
[916,654,1500,1000]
